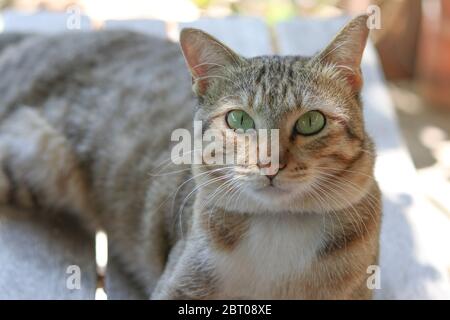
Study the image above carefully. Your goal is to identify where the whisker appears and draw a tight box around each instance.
[313,170,380,229]
[170,166,235,237]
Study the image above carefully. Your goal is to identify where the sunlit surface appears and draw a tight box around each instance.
[95,230,108,299]
[80,0,200,22]
[95,287,108,300]
[95,230,108,274]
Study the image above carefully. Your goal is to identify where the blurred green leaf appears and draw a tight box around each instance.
[193,0,213,9]
[266,0,296,25]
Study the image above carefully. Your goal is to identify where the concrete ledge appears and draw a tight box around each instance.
[0,10,91,33]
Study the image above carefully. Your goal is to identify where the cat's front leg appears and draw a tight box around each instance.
[151,239,218,300]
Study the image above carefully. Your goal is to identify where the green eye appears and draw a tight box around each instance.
[295,110,326,136]
[226,110,255,131]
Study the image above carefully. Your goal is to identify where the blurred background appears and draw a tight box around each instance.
[0,0,449,220]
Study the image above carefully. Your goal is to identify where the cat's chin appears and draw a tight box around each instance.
[254,185,290,195]
[235,182,312,213]
[199,178,319,214]
[251,179,312,199]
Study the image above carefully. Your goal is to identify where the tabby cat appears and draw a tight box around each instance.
[0,14,381,299]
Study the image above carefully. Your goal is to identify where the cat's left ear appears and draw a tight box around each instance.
[179,28,243,97]
[313,15,370,93]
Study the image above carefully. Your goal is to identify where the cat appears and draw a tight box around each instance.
[0,14,381,299]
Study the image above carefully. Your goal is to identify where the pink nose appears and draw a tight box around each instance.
[258,162,287,179]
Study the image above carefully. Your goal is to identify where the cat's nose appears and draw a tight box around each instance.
[258,162,287,180]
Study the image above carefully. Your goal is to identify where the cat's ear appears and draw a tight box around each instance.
[179,28,243,96]
[313,15,370,92]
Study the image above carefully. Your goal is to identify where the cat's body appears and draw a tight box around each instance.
[0,15,381,299]
[0,30,194,292]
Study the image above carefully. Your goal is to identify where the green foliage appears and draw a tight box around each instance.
[192,0,341,24]
[193,0,214,9]
[265,0,297,25]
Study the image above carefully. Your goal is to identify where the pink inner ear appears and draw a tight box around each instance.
[192,65,209,94]
[182,43,200,78]
[345,70,363,92]
[182,42,210,95]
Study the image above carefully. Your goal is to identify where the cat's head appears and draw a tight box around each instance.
[179,15,376,214]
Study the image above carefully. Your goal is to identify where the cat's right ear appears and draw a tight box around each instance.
[179,28,243,97]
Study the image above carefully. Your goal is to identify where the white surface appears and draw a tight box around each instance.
[79,0,200,22]
[0,10,91,33]
[179,16,273,57]
[103,19,167,38]
[0,206,96,299]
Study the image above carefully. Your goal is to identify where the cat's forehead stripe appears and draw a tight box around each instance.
[233,56,347,118]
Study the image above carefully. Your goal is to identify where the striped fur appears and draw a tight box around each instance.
[0,15,381,299]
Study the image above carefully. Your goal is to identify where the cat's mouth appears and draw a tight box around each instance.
[255,184,290,194]
[249,174,313,198]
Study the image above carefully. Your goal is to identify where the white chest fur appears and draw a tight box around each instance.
[213,214,326,299]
